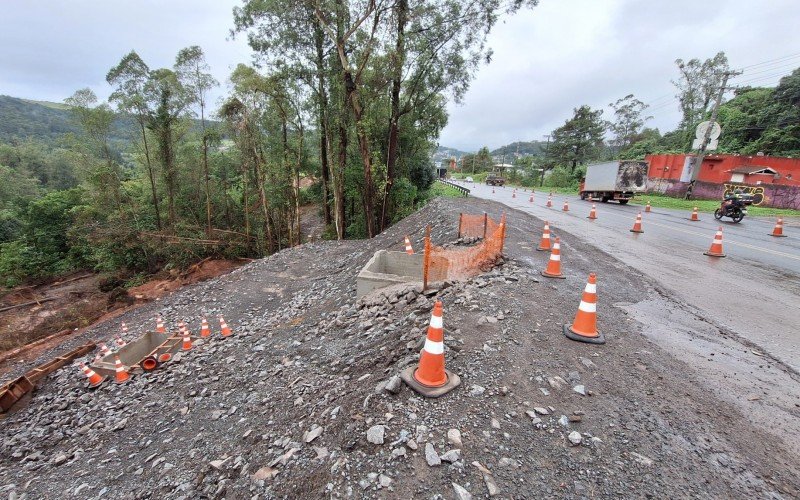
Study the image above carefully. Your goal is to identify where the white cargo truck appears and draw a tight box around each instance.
[579,160,648,204]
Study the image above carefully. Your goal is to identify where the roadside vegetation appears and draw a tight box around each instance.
[0,1,539,288]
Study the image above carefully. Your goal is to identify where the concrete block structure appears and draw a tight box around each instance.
[357,250,448,297]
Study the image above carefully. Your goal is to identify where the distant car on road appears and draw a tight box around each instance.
[486,172,505,186]
[465,176,474,183]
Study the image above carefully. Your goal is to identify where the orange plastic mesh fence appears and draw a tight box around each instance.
[424,213,506,285]
[458,213,500,240]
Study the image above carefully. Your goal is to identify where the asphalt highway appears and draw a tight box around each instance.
[456,181,800,372]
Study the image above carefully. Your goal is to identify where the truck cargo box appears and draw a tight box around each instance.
[583,161,648,192]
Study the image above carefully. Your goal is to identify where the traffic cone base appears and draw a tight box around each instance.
[563,273,605,344]
[563,324,606,344]
[536,222,552,252]
[630,213,644,233]
[79,363,106,388]
[704,226,726,257]
[400,366,461,398]
[400,301,461,398]
[770,218,787,237]
[113,356,130,384]
[541,237,566,278]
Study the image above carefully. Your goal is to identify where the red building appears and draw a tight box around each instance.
[645,153,800,209]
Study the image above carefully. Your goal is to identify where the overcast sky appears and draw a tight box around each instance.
[2,0,800,152]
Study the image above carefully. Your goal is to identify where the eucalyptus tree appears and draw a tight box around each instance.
[672,52,729,147]
[107,51,161,229]
[64,88,123,212]
[143,68,191,227]
[175,46,219,236]
[608,94,652,152]
[549,105,608,172]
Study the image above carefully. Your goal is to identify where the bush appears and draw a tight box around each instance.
[543,166,580,188]
[0,240,47,287]
[391,177,418,223]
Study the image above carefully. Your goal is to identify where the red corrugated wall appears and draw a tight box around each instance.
[646,153,800,186]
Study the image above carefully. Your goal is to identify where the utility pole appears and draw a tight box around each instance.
[685,70,741,199]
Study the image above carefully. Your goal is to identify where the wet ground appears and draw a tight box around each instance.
[459,181,800,373]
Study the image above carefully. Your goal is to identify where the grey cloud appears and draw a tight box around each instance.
[1,1,799,152]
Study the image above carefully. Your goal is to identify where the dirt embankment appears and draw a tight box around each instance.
[0,197,798,499]
[0,259,243,371]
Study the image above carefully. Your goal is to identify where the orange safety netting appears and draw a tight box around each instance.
[423,213,507,286]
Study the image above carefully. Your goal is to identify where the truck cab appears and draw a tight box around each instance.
[486,171,506,186]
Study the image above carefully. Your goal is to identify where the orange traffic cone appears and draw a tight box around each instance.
[512,189,516,198]
[400,301,461,397]
[156,316,166,334]
[99,343,111,357]
[121,322,128,336]
[115,336,126,348]
[645,201,651,213]
[529,194,534,203]
[180,322,192,350]
[113,355,130,384]
[770,218,787,237]
[492,187,495,194]
[546,195,552,208]
[563,273,605,344]
[587,204,597,220]
[219,316,233,338]
[541,236,566,279]
[689,207,700,221]
[630,212,644,233]
[200,317,211,338]
[78,362,106,388]
[562,200,569,212]
[536,222,552,251]
[704,226,726,257]
[404,236,414,255]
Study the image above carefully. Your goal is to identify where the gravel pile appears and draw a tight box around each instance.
[1,197,797,499]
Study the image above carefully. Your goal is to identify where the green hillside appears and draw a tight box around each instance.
[490,140,547,157]
[0,95,83,142]
[0,95,213,145]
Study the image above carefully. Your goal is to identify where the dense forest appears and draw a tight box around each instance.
[0,0,539,287]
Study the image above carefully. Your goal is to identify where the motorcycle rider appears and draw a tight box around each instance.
[722,189,745,215]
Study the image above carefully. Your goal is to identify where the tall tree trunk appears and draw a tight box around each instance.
[382,0,408,231]
[201,108,212,238]
[343,70,375,237]
[314,20,333,227]
[139,121,161,230]
[335,117,347,239]
[160,126,177,228]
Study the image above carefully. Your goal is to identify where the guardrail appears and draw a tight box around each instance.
[436,178,470,197]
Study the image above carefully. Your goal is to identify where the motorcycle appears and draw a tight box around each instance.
[714,193,753,223]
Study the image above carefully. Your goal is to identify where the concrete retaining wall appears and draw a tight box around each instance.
[357,250,448,297]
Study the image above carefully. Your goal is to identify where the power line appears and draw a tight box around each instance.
[735,52,800,71]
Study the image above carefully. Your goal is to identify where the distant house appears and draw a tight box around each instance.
[726,166,780,184]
